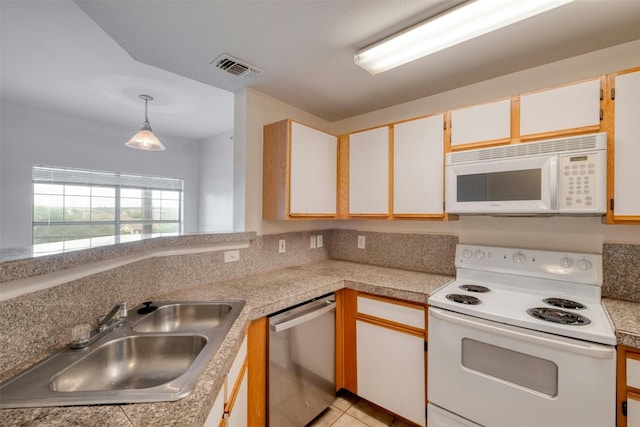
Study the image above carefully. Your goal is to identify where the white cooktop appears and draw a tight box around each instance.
[428,244,616,345]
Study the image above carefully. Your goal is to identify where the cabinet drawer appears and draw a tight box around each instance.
[628,356,640,389]
[357,296,424,329]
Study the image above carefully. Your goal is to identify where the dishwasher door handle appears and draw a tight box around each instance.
[270,301,336,333]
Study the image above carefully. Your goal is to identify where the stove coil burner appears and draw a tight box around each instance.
[527,307,591,325]
[446,294,481,305]
[543,298,586,310]
[459,284,491,293]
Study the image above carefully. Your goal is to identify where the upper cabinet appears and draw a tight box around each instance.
[519,78,603,140]
[450,98,512,149]
[263,119,337,220]
[262,66,639,225]
[607,67,640,223]
[347,126,390,216]
[393,115,444,217]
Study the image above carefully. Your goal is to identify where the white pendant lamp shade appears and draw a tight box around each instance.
[126,94,166,151]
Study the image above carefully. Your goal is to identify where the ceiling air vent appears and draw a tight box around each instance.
[211,54,263,79]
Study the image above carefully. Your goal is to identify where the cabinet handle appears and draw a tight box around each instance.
[622,401,627,416]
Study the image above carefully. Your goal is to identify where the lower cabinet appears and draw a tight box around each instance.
[204,328,255,427]
[357,320,425,425]
[618,345,640,427]
[227,369,248,427]
[343,290,427,426]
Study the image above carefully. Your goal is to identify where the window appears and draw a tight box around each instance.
[32,166,183,245]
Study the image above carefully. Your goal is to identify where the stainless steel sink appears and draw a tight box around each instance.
[132,302,233,333]
[0,300,245,408]
[49,335,207,392]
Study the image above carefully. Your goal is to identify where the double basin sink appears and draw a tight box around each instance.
[0,300,245,408]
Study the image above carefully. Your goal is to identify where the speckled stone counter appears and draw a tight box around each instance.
[3,257,637,426]
[604,297,640,349]
[0,260,453,427]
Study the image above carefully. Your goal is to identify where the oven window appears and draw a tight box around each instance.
[457,169,541,202]
[461,338,558,396]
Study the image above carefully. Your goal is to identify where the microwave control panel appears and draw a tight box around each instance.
[558,151,605,213]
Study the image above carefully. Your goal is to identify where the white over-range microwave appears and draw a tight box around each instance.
[445,132,607,215]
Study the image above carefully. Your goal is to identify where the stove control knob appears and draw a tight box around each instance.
[577,258,592,271]
[474,250,485,260]
[560,257,574,268]
[512,252,527,264]
[462,249,473,259]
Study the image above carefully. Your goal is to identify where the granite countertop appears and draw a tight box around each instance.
[603,297,640,350]
[0,260,452,427]
[2,259,639,426]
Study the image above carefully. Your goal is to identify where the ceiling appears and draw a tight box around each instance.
[3,1,640,140]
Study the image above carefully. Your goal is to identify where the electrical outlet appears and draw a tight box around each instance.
[357,235,366,249]
[316,234,323,248]
[278,239,286,253]
[310,235,317,249]
[224,250,240,263]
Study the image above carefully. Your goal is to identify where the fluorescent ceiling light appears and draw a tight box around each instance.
[354,0,574,75]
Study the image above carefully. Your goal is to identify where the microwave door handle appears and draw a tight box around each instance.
[430,308,614,359]
[549,157,558,211]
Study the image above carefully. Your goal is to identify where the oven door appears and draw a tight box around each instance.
[428,307,616,427]
[445,154,557,214]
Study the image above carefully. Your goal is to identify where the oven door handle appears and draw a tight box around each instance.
[430,308,615,359]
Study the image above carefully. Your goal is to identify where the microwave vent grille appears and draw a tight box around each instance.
[449,133,604,164]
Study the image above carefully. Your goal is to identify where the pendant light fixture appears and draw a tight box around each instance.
[126,94,166,151]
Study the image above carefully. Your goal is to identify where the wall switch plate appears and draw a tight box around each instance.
[278,239,286,253]
[316,234,323,248]
[357,235,366,249]
[224,250,240,263]
[310,235,317,249]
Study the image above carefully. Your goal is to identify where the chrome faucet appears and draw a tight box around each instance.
[71,301,128,349]
[97,302,128,331]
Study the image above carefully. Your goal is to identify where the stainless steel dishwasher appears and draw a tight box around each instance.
[268,293,336,427]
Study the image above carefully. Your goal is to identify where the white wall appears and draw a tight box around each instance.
[0,101,202,248]
[199,131,234,232]
[242,40,640,252]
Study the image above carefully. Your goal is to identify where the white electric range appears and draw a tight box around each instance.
[427,244,617,427]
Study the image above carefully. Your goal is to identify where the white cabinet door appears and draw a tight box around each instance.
[290,122,337,215]
[628,394,640,427]
[520,79,601,136]
[451,99,511,147]
[349,126,389,214]
[227,370,248,427]
[394,115,444,215]
[203,385,225,427]
[356,320,425,426]
[613,70,640,217]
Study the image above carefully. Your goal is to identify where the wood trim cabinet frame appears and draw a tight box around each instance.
[617,345,640,427]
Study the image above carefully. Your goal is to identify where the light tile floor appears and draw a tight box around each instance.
[307,390,414,427]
